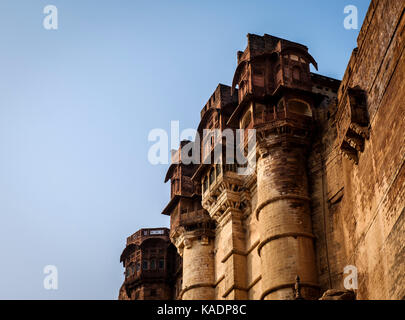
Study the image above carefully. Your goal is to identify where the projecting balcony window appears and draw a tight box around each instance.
[142,260,148,270]
[158,259,165,269]
[253,68,264,87]
[292,66,301,81]
[288,99,312,117]
[254,104,266,123]
[150,259,156,270]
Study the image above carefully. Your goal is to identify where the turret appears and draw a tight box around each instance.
[192,84,250,299]
[119,228,181,300]
[162,141,215,300]
[229,34,320,300]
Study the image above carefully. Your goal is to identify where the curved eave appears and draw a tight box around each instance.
[161,195,181,216]
[164,163,177,183]
[162,194,198,216]
[280,46,318,71]
[120,243,138,263]
[231,52,280,96]
[231,60,248,96]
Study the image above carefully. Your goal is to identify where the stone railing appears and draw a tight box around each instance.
[171,209,211,231]
[125,270,168,284]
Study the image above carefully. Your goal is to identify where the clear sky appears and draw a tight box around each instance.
[0,0,370,299]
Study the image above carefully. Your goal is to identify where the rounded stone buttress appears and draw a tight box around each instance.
[180,235,215,300]
[256,138,319,300]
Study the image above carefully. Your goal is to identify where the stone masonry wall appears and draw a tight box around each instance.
[312,0,405,299]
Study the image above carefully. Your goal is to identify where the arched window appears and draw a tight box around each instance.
[254,104,266,122]
[277,99,285,113]
[288,99,312,117]
[150,259,156,270]
[292,66,301,81]
[158,259,165,269]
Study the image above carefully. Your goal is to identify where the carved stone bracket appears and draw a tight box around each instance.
[336,87,370,164]
[202,172,250,223]
[172,228,216,256]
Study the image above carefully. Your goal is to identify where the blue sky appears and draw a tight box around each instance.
[0,0,369,299]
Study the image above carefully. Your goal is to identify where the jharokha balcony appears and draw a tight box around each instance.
[253,109,312,131]
[120,227,179,294]
[239,100,314,134]
[170,209,210,230]
[230,99,315,150]
[125,269,169,285]
[169,207,213,238]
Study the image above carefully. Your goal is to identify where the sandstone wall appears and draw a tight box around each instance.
[157,0,404,301]
[312,0,405,299]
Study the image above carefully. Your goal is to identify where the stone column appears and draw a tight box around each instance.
[202,173,249,300]
[256,136,319,300]
[177,232,215,300]
[218,208,248,300]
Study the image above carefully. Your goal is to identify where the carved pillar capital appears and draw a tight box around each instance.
[184,238,192,249]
